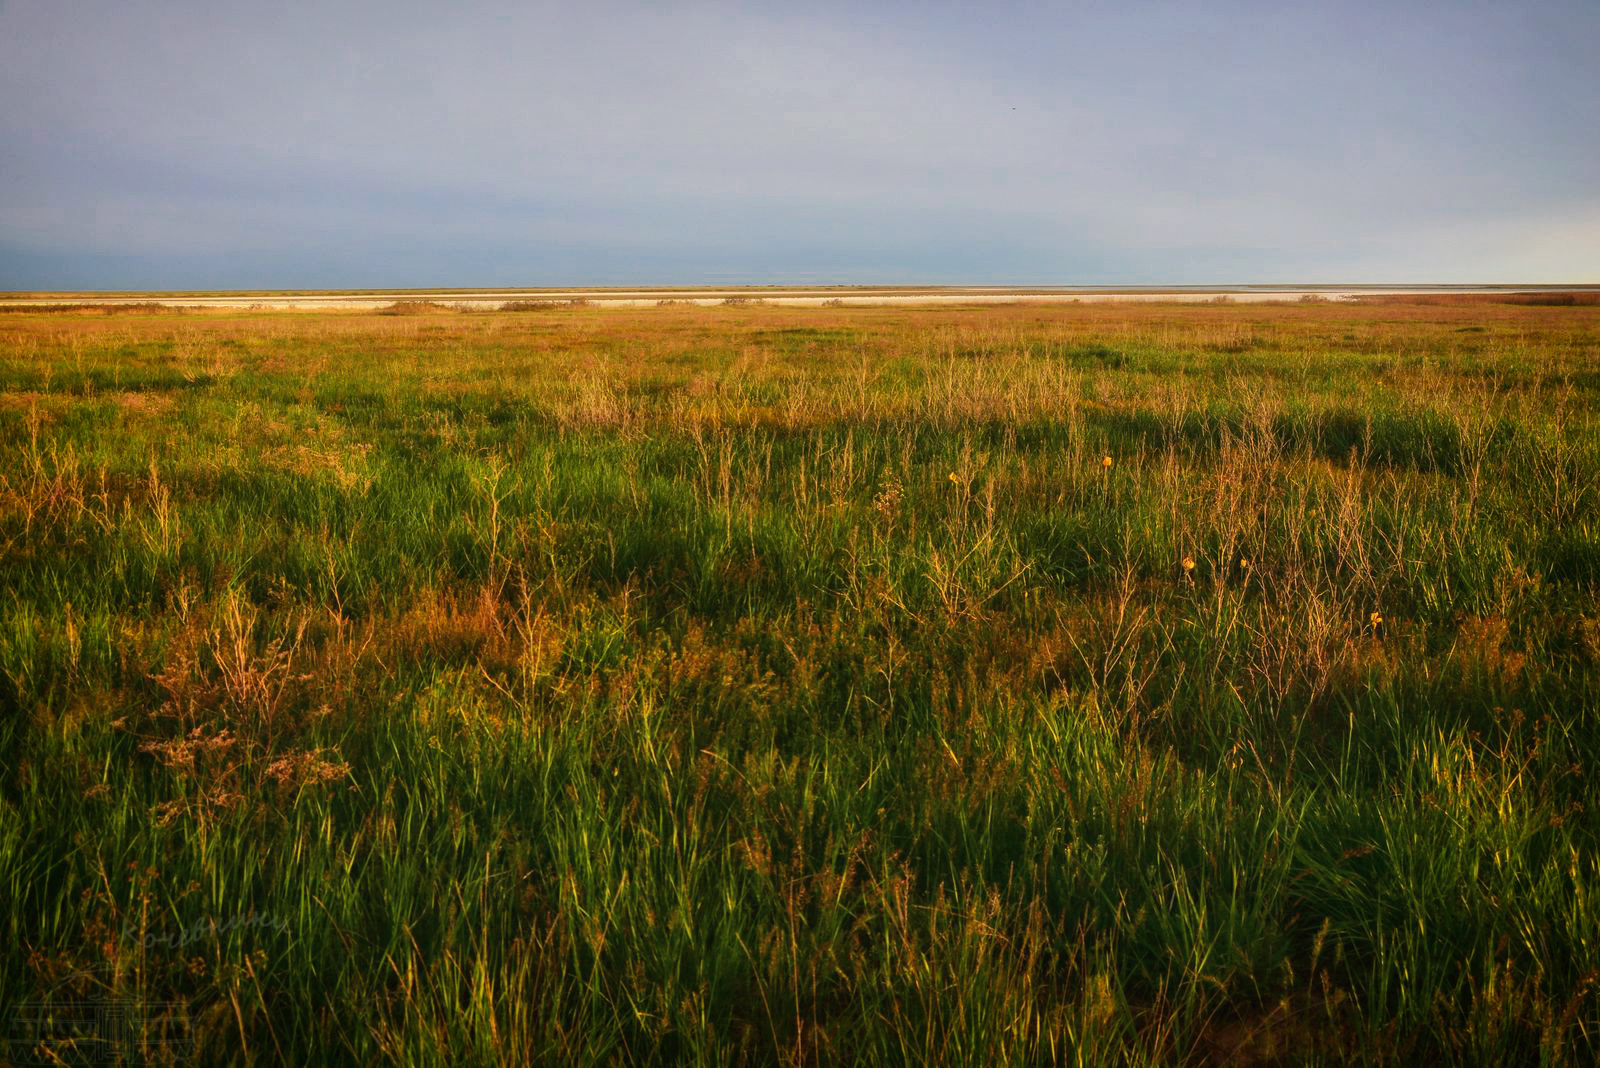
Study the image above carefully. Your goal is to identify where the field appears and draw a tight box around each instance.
[2,298,1598,1064]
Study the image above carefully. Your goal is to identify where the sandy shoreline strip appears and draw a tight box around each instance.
[1,285,1593,311]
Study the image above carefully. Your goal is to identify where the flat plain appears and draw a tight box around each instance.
[2,296,1598,1064]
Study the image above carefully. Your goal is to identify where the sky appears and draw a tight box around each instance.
[1,0,1596,289]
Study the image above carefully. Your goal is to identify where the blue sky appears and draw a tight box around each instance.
[2,0,1596,289]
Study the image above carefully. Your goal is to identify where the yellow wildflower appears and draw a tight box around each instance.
[1182,556,1196,572]
[1102,455,1113,469]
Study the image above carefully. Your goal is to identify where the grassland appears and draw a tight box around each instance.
[2,298,1598,1064]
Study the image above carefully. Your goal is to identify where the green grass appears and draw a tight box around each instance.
[2,300,1599,1064]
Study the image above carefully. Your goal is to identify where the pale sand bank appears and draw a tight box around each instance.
[1,286,1592,311]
